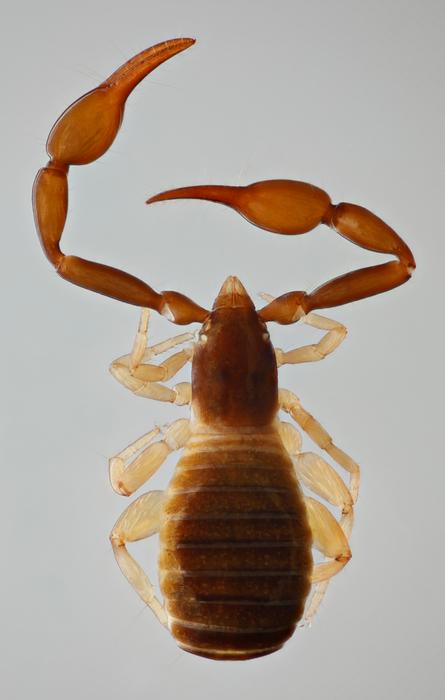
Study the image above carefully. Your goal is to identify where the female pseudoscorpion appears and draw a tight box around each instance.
[33,38,415,660]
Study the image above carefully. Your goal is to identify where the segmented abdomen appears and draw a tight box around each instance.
[159,429,313,660]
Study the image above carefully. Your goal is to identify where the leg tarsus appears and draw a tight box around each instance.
[110,490,167,626]
[304,496,352,623]
[301,580,330,624]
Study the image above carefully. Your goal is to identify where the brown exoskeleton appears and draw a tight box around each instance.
[33,38,415,660]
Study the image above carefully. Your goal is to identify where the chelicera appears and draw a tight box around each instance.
[33,38,415,661]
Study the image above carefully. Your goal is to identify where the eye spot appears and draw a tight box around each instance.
[200,334,208,344]
[262,332,270,341]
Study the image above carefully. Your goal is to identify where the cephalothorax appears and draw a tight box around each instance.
[33,39,415,660]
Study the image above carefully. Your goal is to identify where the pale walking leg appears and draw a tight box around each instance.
[110,418,191,496]
[279,421,353,521]
[110,491,167,626]
[110,308,193,404]
[279,391,360,621]
[279,389,360,505]
[260,294,347,366]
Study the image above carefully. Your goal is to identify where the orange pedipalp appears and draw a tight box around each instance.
[147,179,332,235]
[33,39,209,324]
[148,179,415,323]
[47,38,196,167]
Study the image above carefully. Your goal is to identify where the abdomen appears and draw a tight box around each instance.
[159,427,313,660]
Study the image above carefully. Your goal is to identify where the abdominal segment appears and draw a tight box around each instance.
[159,430,313,660]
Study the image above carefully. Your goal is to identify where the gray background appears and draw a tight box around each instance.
[2,0,444,698]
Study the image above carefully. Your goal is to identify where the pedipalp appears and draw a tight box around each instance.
[33,38,208,324]
[148,179,415,323]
